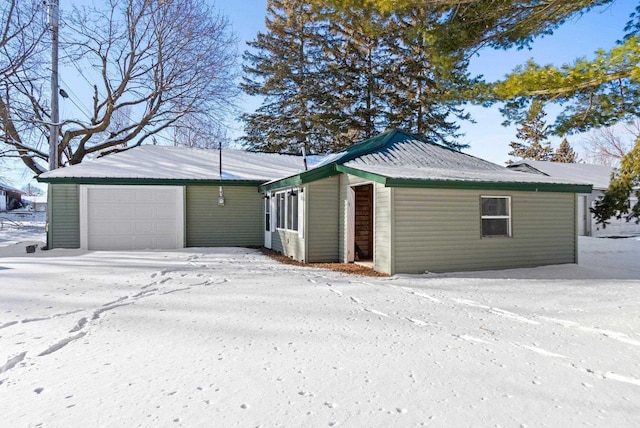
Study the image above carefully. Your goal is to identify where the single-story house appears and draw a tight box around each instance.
[0,182,24,211]
[37,146,306,250]
[507,160,640,237]
[38,130,592,273]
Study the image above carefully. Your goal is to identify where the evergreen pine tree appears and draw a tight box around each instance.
[240,0,335,154]
[551,138,577,163]
[507,100,552,162]
[383,8,472,150]
[241,1,477,154]
[323,6,390,142]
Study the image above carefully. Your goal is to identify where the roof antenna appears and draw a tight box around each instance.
[218,141,225,206]
[218,141,222,179]
[301,143,308,171]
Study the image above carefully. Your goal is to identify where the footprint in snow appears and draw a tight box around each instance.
[489,308,539,325]
[350,296,363,304]
[516,343,568,359]
[328,288,343,296]
[413,292,441,303]
[406,317,429,326]
[0,352,27,375]
[454,334,489,344]
[451,298,490,309]
[364,308,388,318]
[69,317,87,333]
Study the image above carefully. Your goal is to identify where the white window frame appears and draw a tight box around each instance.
[275,188,300,232]
[480,196,512,238]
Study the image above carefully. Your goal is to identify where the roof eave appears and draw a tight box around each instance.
[36,176,266,188]
[259,164,339,192]
[338,165,592,193]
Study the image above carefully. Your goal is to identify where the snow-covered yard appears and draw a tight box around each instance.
[1,219,639,427]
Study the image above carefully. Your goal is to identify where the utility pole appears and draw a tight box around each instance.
[48,0,59,171]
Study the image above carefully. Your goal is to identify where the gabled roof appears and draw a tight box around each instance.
[261,130,593,193]
[507,159,615,190]
[38,145,307,185]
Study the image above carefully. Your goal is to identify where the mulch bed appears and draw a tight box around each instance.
[260,248,389,277]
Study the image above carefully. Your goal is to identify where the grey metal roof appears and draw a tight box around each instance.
[38,145,307,182]
[507,160,616,190]
[343,132,588,186]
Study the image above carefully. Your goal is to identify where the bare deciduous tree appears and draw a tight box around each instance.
[581,121,639,166]
[1,0,238,175]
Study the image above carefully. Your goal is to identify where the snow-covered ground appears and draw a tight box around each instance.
[1,220,639,427]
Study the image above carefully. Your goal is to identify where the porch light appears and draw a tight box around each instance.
[218,186,225,206]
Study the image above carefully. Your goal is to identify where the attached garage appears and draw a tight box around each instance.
[81,186,184,250]
[38,146,306,251]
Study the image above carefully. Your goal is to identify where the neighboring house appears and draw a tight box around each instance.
[0,182,24,211]
[37,146,306,250]
[260,130,591,274]
[39,130,592,274]
[507,160,640,237]
[26,195,48,212]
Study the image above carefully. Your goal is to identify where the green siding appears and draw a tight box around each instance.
[186,186,263,247]
[49,184,80,249]
[374,185,393,274]
[338,174,392,271]
[307,176,340,262]
[392,188,576,273]
[272,229,305,261]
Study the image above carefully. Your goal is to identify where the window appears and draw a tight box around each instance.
[275,189,299,231]
[481,196,511,237]
[264,196,271,232]
[276,193,286,229]
[287,191,298,231]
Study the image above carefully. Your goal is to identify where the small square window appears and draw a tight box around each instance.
[481,196,511,237]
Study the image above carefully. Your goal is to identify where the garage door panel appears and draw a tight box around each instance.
[154,220,177,232]
[133,221,154,234]
[113,222,132,234]
[134,205,154,217]
[85,186,183,250]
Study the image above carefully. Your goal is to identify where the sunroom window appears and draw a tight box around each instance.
[481,196,511,237]
[275,189,299,232]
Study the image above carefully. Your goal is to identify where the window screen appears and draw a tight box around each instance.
[481,197,511,237]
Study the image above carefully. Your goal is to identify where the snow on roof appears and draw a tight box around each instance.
[343,134,589,185]
[0,181,23,193]
[508,160,615,190]
[39,145,307,182]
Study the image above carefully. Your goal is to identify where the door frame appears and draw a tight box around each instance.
[264,192,273,249]
[347,183,374,263]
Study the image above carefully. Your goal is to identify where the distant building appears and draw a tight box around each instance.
[0,182,24,211]
[508,160,640,237]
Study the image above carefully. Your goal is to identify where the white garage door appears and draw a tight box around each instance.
[84,186,184,250]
